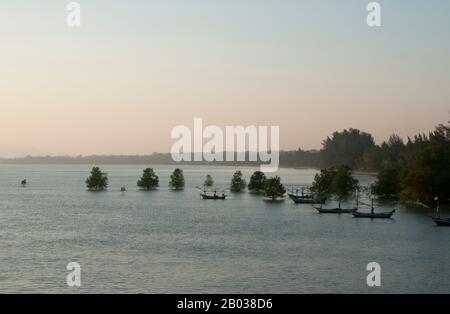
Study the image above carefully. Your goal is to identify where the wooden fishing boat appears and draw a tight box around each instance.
[288,193,316,204]
[431,197,450,226]
[314,206,356,214]
[197,186,227,200]
[352,210,395,219]
[287,186,324,204]
[352,198,396,219]
[432,216,450,226]
[314,194,358,214]
[200,192,226,200]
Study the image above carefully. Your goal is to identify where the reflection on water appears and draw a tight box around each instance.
[0,164,449,293]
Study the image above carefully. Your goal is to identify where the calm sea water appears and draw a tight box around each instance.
[0,164,449,294]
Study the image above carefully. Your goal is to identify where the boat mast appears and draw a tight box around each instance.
[355,190,359,209]
[371,198,375,215]
[436,196,440,218]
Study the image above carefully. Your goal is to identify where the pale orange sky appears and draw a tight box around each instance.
[1,1,449,157]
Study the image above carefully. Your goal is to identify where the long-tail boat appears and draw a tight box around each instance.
[314,193,358,214]
[352,199,395,219]
[314,205,357,214]
[288,187,315,204]
[288,186,325,204]
[431,197,450,226]
[197,186,227,200]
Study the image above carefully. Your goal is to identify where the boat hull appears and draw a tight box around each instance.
[288,194,323,204]
[288,194,315,204]
[352,210,395,219]
[432,217,450,226]
[314,206,356,214]
[200,194,226,200]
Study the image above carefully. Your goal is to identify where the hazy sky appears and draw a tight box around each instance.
[1,0,449,156]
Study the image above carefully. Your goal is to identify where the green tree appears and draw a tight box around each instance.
[321,129,375,168]
[263,176,286,201]
[330,165,359,208]
[169,168,185,190]
[204,174,214,187]
[230,170,247,192]
[248,171,266,193]
[371,166,402,199]
[383,134,406,166]
[85,167,108,191]
[363,134,406,171]
[278,148,321,168]
[401,122,450,204]
[137,168,159,190]
[363,146,384,171]
[310,168,337,200]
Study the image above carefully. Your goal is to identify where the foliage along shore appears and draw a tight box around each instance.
[2,120,449,205]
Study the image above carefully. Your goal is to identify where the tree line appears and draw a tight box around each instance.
[318,122,450,204]
[85,167,286,201]
[5,120,449,204]
[0,151,319,167]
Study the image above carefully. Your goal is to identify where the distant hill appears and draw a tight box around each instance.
[0,151,321,168]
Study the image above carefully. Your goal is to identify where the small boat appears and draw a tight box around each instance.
[197,186,227,200]
[314,194,358,214]
[200,193,227,200]
[314,206,356,214]
[289,194,316,204]
[352,199,395,219]
[431,197,450,226]
[352,210,395,219]
[287,186,324,204]
[432,216,450,226]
